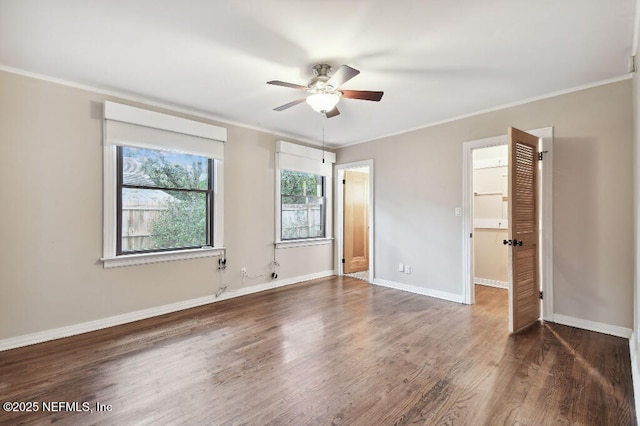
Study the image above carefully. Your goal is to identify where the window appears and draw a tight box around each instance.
[102,101,226,268]
[275,141,335,247]
[280,170,325,240]
[117,146,214,254]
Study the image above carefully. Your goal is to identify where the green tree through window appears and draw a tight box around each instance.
[118,147,213,253]
[280,170,325,240]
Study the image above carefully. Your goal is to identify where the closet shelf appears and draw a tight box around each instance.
[474,192,503,196]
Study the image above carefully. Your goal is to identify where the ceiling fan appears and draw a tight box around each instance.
[267,64,384,118]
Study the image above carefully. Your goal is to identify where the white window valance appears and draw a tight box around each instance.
[104,101,226,159]
[276,140,335,177]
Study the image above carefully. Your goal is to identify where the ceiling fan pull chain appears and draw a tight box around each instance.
[322,123,325,163]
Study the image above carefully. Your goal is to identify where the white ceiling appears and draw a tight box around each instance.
[0,0,636,147]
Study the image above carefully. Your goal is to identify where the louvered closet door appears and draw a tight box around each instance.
[508,127,540,333]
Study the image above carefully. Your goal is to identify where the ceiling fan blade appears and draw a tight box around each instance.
[267,80,308,90]
[341,90,384,102]
[327,65,360,87]
[273,98,306,111]
[324,106,340,118]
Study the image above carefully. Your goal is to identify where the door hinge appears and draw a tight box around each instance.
[538,150,548,161]
[342,258,345,264]
[631,55,637,73]
[342,179,346,184]
[539,291,543,300]
[470,233,473,238]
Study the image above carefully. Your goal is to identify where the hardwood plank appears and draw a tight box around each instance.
[0,279,635,425]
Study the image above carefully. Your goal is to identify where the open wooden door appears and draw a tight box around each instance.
[344,170,369,274]
[508,127,540,333]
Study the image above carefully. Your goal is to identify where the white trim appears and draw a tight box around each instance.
[633,0,640,55]
[538,128,554,321]
[462,127,553,319]
[0,270,334,352]
[344,74,631,147]
[630,334,640,417]
[462,141,473,305]
[335,160,375,284]
[373,279,464,304]
[220,270,334,300]
[104,101,227,142]
[550,314,632,339]
[213,161,224,248]
[474,278,508,289]
[275,238,333,249]
[101,247,225,269]
[103,143,117,261]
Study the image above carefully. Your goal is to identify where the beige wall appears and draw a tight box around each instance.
[337,79,634,328]
[474,229,508,283]
[0,70,333,341]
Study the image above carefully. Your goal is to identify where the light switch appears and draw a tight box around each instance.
[455,207,462,217]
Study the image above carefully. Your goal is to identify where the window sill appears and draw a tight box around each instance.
[275,238,333,249]
[101,247,225,269]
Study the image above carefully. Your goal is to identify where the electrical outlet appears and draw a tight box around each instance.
[398,263,404,272]
[240,267,247,277]
[405,265,411,274]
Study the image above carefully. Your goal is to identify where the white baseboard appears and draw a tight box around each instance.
[215,270,334,301]
[0,270,334,352]
[474,277,508,289]
[372,278,464,304]
[550,313,632,338]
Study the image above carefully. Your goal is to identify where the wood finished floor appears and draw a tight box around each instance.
[0,277,635,425]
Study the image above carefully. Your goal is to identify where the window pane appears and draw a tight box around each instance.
[122,146,209,190]
[121,188,208,252]
[281,170,322,196]
[281,195,324,240]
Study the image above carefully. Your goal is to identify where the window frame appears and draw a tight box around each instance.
[101,102,226,268]
[280,170,326,241]
[116,146,215,255]
[275,141,335,249]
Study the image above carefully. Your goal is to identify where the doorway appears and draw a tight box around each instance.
[462,127,553,326]
[472,145,509,312]
[335,160,374,282]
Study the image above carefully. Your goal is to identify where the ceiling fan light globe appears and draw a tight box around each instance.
[306,93,340,113]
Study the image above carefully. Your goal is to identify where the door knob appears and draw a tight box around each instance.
[503,239,512,245]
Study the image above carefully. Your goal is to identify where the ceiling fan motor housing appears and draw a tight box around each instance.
[310,64,333,91]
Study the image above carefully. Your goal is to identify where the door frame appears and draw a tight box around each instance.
[335,160,374,282]
[461,127,553,322]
